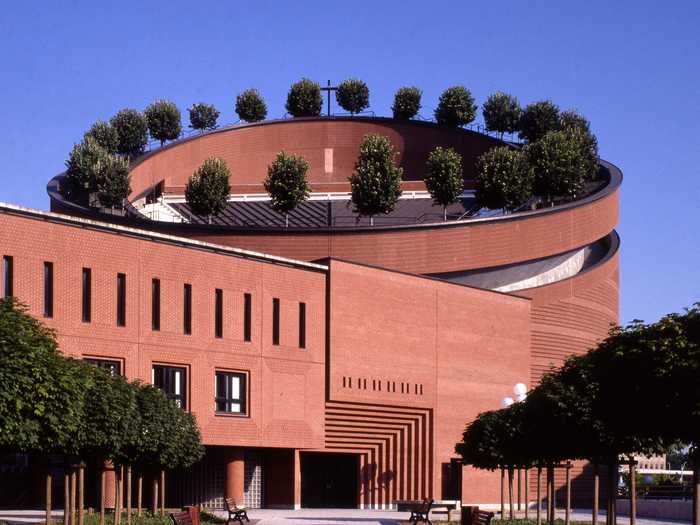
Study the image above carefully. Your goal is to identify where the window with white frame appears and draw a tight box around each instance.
[215,371,247,414]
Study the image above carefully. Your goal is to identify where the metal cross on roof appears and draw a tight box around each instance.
[320,80,337,117]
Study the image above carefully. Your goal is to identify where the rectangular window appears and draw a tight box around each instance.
[151,278,160,331]
[81,268,91,323]
[3,256,13,297]
[152,365,187,409]
[298,302,306,349]
[215,288,223,338]
[272,298,280,346]
[183,284,192,335]
[243,293,252,342]
[117,273,126,327]
[43,262,53,318]
[84,357,122,376]
[215,371,247,414]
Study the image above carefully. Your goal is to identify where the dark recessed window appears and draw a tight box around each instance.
[81,268,91,323]
[298,302,306,349]
[151,278,160,331]
[215,288,223,338]
[272,298,280,346]
[117,273,126,327]
[152,365,187,409]
[43,262,53,318]
[243,293,252,342]
[215,371,247,415]
[84,358,122,376]
[183,283,192,335]
[3,256,14,298]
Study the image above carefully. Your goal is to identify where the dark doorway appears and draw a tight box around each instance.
[441,459,462,500]
[301,453,358,508]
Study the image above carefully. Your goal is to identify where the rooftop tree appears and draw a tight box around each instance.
[560,109,599,180]
[188,103,220,132]
[285,78,323,117]
[84,120,119,154]
[423,146,463,220]
[145,100,182,146]
[110,109,148,157]
[349,134,403,226]
[434,86,477,127]
[336,78,369,114]
[392,87,422,120]
[65,137,109,191]
[482,92,522,138]
[235,89,267,122]
[96,154,131,209]
[475,146,533,212]
[185,157,231,224]
[518,100,560,143]
[264,151,311,228]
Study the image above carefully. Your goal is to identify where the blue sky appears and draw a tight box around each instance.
[0,1,698,324]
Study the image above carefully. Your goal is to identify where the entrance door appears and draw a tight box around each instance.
[301,453,359,508]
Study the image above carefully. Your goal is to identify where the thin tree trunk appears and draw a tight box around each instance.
[537,466,542,525]
[137,472,142,517]
[64,471,70,525]
[525,467,529,519]
[100,469,105,525]
[565,463,571,525]
[508,466,515,519]
[370,216,374,227]
[285,213,289,228]
[693,455,699,525]
[46,470,52,525]
[159,469,165,516]
[78,464,84,525]
[608,459,618,525]
[70,468,76,525]
[500,467,505,519]
[593,463,599,525]
[548,465,555,525]
[126,466,132,525]
[151,472,158,515]
[630,459,637,525]
[115,465,122,525]
[518,467,522,511]
[443,205,447,221]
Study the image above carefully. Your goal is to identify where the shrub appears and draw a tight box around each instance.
[188,103,220,132]
[518,100,560,142]
[96,155,131,208]
[184,157,231,223]
[110,109,148,157]
[392,86,422,120]
[434,86,477,127]
[145,100,182,146]
[423,147,463,220]
[264,152,311,227]
[235,89,267,122]
[336,78,369,114]
[285,78,323,117]
[84,121,119,154]
[349,134,403,225]
[65,137,109,190]
[482,92,522,137]
[475,146,534,211]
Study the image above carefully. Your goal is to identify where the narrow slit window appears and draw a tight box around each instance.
[81,268,91,323]
[183,284,192,335]
[243,293,252,342]
[298,302,306,348]
[151,278,161,331]
[215,288,223,338]
[43,262,53,318]
[3,256,13,298]
[117,273,126,327]
[272,298,280,346]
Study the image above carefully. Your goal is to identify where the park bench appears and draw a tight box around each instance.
[169,511,193,525]
[224,497,250,525]
[472,509,495,525]
[396,499,434,524]
[396,499,461,522]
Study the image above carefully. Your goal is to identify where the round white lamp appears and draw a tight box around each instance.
[502,397,515,408]
[513,383,527,396]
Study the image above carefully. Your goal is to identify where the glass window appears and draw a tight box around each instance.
[215,371,247,414]
[298,302,306,349]
[183,283,192,335]
[82,268,91,323]
[151,278,160,331]
[84,357,122,376]
[3,256,13,298]
[43,262,53,318]
[272,298,280,345]
[215,288,223,338]
[117,273,126,327]
[152,365,187,409]
[243,293,252,342]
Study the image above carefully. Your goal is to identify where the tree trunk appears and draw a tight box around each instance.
[64,470,70,525]
[593,463,599,525]
[285,213,289,228]
[547,464,555,525]
[607,459,618,525]
[100,468,105,525]
[693,455,700,525]
[159,469,165,516]
[46,470,52,525]
[151,472,158,515]
[508,466,514,519]
[137,472,143,517]
[126,466,132,525]
[518,467,522,511]
[565,463,571,525]
[115,465,122,525]
[500,467,505,519]
[370,215,374,227]
[630,458,637,525]
[443,205,447,221]
[536,466,542,525]
[525,467,529,519]
[78,464,84,525]
[70,468,77,525]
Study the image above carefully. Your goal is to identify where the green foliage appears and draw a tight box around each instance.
[96,155,131,208]
[145,100,182,146]
[285,78,323,117]
[264,152,311,221]
[434,86,477,127]
[560,110,599,180]
[475,146,533,211]
[84,121,119,154]
[526,130,590,200]
[336,78,370,114]
[110,109,148,157]
[188,103,220,132]
[423,147,463,219]
[392,87,422,120]
[81,511,221,525]
[65,137,109,190]
[235,89,267,123]
[185,157,231,220]
[349,134,403,222]
[518,101,560,142]
[482,92,522,136]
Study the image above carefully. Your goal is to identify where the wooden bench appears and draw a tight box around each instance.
[396,499,434,524]
[473,509,495,525]
[224,497,250,525]
[169,511,193,525]
[396,499,460,522]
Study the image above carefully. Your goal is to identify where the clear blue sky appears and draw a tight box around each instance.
[1,1,698,324]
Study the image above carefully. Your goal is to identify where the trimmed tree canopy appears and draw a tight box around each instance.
[110,109,148,157]
[185,157,231,221]
[475,146,533,211]
[560,109,599,180]
[482,92,522,136]
[336,79,370,114]
[235,89,268,123]
[526,130,589,200]
[65,137,109,190]
[264,152,311,223]
[286,78,323,118]
[349,134,403,222]
[84,121,119,154]
[392,87,422,120]
[96,154,131,208]
[145,100,182,146]
[434,86,477,127]
[518,100,560,143]
[188,103,220,132]
[423,147,463,220]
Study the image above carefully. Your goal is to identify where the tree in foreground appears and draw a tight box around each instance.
[423,147,463,220]
[185,157,231,223]
[336,78,369,114]
[434,86,477,127]
[482,92,522,138]
[392,87,422,120]
[285,78,323,117]
[65,137,109,191]
[349,134,403,226]
[84,120,119,154]
[110,109,149,157]
[235,89,268,122]
[145,100,182,146]
[518,100,560,143]
[475,146,533,212]
[96,154,131,208]
[264,151,311,227]
[188,103,220,132]
[560,109,599,180]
